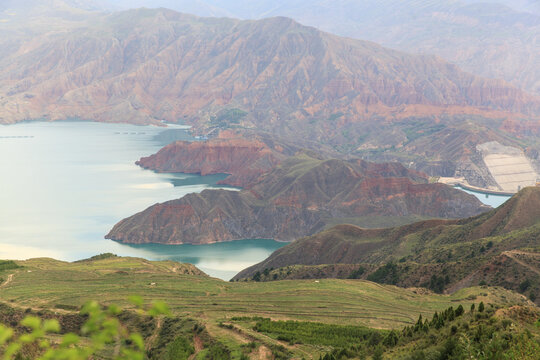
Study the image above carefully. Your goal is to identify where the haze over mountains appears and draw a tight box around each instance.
[1,1,539,189]
[66,0,540,96]
[2,7,536,125]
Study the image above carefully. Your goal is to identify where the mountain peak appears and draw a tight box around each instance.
[480,186,540,233]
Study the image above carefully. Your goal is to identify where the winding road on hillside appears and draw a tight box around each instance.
[0,273,14,288]
[503,251,540,276]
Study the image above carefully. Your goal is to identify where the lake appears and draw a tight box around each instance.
[0,121,285,280]
[454,186,511,208]
[0,121,512,280]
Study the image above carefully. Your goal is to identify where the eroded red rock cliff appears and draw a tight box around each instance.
[136,131,297,187]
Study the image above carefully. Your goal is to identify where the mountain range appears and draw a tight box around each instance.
[57,0,540,96]
[1,6,539,186]
[2,7,537,127]
[106,153,487,245]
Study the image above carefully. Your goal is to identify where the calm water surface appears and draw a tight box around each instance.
[0,121,284,280]
[454,186,511,208]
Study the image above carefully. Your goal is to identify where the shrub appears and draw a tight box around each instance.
[520,279,532,293]
[367,263,399,285]
[0,298,170,360]
[479,302,485,312]
[348,266,366,279]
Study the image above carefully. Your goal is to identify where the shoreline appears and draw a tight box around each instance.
[438,177,516,196]
[454,183,515,197]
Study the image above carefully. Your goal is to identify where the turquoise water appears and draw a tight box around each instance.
[454,186,512,208]
[0,121,285,280]
[127,239,286,280]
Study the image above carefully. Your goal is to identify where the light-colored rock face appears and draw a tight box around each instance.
[478,141,539,192]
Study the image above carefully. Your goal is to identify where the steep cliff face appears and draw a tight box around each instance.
[106,155,488,245]
[136,131,296,187]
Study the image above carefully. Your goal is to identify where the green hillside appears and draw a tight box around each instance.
[0,255,536,359]
[234,187,540,305]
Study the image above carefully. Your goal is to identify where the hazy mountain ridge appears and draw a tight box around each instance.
[0,8,538,128]
[84,0,540,96]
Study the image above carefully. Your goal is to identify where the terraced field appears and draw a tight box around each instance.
[2,257,531,325]
[0,256,533,359]
[478,141,539,192]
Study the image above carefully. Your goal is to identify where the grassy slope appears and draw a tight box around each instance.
[234,187,540,304]
[0,256,534,359]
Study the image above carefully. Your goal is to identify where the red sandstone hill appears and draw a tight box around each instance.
[0,8,538,131]
[106,154,488,245]
[3,7,539,186]
[136,131,299,188]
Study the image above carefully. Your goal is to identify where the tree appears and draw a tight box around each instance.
[383,330,399,347]
[372,346,384,360]
[478,302,485,312]
[0,298,169,359]
[519,279,531,293]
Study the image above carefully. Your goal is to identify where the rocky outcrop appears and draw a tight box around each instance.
[136,131,296,187]
[106,154,488,245]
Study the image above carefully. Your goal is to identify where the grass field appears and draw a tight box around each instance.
[0,256,533,359]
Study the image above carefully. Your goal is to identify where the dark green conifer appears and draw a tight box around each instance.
[478,302,485,312]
